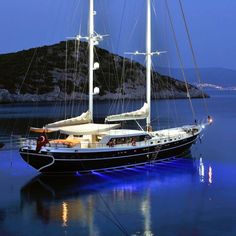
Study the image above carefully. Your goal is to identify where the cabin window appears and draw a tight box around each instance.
[107,139,116,147]
[115,138,126,144]
[106,134,151,146]
[135,135,151,142]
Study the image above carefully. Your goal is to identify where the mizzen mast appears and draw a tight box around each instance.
[145,0,166,131]
[125,0,166,131]
[146,0,152,131]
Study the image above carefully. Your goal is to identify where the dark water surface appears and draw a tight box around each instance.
[0,91,236,235]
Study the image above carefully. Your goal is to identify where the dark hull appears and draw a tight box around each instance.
[20,135,198,174]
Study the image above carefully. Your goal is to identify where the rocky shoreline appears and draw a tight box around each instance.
[0,87,205,103]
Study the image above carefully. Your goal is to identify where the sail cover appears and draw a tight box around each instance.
[59,123,120,135]
[105,103,149,122]
[46,111,91,128]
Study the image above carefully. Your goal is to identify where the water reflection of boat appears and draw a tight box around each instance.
[21,152,196,199]
[20,154,198,235]
[0,142,4,149]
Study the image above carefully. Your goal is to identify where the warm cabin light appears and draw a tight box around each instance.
[62,202,68,227]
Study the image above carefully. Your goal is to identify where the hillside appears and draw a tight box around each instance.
[0,41,206,103]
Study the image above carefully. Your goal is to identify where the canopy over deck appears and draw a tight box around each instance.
[59,123,120,135]
[30,123,120,135]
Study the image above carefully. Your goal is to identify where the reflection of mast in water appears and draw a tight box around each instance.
[20,176,100,235]
[198,157,213,185]
[199,157,205,183]
[113,183,154,235]
[208,166,213,185]
[112,185,136,201]
[63,196,98,236]
[60,197,97,235]
[141,189,153,236]
[87,196,99,236]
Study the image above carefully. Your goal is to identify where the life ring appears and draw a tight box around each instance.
[38,135,45,143]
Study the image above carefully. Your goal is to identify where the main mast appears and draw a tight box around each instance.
[89,0,94,122]
[146,0,152,131]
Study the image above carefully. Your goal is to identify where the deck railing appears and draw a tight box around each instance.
[0,135,27,150]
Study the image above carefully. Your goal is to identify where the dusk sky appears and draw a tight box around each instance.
[0,0,236,69]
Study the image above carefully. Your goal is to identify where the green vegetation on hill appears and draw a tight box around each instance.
[0,41,205,102]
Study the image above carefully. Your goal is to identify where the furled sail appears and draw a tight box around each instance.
[45,111,92,128]
[105,103,149,122]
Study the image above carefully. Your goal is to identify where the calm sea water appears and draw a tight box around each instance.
[0,91,236,236]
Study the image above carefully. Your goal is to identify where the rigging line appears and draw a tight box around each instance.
[178,0,209,114]
[165,0,196,120]
[113,56,133,118]
[136,120,144,131]
[96,209,129,236]
[18,48,38,93]
[151,0,157,17]
[127,15,142,44]
[76,41,86,112]
[94,46,121,117]
[65,40,68,119]
[70,39,78,117]
[93,48,106,89]
[113,60,122,115]
[162,6,179,127]
[98,192,129,236]
[165,55,180,125]
[71,0,82,29]
[74,39,81,110]
[116,0,127,51]
[93,47,118,116]
[70,38,79,117]
[121,57,126,113]
[155,4,172,128]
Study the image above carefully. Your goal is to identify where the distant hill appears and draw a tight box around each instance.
[0,41,207,103]
[157,67,236,90]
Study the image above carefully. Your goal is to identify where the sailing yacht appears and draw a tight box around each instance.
[19,0,211,174]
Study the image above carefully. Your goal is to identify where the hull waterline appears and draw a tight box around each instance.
[20,134,198,174]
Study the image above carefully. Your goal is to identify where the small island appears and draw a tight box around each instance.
[0,41,207,103]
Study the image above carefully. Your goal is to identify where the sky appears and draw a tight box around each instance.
[0,0,236,69]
